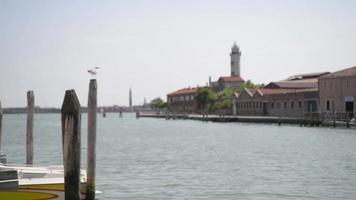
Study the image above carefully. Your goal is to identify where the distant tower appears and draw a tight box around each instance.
[230,42,241,77]
[129,88,132,110]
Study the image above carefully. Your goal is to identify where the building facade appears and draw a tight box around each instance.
[167,87,198,113]
[233,72,326,117]
[234,88,318,118]
[319,66,356,113]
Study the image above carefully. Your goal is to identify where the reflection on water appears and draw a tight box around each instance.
[2,113,356,199]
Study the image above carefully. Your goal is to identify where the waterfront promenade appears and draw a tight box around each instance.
[137,112,356,128]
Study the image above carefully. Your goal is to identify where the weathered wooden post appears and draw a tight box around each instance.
[0,100,2,150]
[86,80,97,200]
[346,112,350,128]
[61,90,81,200]
[333,111,336,128]
[26,91,34,165]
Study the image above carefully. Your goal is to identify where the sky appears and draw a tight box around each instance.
[1,0,356,107]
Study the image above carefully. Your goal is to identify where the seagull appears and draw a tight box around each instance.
[88,67,100,78]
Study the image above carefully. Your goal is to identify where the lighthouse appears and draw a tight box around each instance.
[230,43,241,77]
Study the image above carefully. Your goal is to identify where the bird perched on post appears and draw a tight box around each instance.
[88,67,100,78]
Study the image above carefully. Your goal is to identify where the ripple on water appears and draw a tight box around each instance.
[2,113,356,199]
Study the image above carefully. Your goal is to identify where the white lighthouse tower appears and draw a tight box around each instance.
[230,43,241,77]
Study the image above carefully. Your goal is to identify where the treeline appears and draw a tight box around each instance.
[151,80,262,114]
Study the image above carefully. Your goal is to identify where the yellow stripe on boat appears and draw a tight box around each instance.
[19,183,64,191]
[0,191,57,200]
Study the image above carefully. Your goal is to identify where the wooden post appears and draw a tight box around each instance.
[61,90,81,200]
[333,111,336,128]
[26,91,34,165]
[346,112,350,128]
[86,80,97,200]
[0,100,2,150]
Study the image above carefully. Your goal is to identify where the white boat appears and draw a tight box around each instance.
[0,164,88,200]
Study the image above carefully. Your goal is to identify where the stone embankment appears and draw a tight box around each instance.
[137,112,356,128]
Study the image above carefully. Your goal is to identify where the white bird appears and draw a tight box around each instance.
[88,67,100,78]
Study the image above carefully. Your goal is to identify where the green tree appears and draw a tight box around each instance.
[238,80,263,91]
[212,88,235,116]
[150,97,167,115]
[195,87,217,114]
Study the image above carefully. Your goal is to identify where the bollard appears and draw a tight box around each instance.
[61,90,81,200]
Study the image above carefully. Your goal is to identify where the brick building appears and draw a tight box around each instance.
[167,87,198,113]
[234,88,318,117]
[233,72,326,117]
[319,66,356,113]
[212,76,245,91]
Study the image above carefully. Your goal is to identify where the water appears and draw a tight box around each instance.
[2,113,356,200]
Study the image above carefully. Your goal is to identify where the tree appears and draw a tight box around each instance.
[238,80,263,91]
[212,88,235,116]
[195,87,217,114]
[150,98,167,115]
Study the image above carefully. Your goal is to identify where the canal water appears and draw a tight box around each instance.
[2,113,356,199]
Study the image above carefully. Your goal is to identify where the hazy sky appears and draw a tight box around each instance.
[1,0,356,107]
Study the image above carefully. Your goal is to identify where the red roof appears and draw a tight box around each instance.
[260,88,318,95]
[167,87,198,96]
[219,76,245,82]
[320,66,356,79]
[264,78,318,89]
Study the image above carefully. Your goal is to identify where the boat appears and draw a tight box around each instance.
[0,163,88,200]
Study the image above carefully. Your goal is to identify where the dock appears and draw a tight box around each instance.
[137,112,356,128]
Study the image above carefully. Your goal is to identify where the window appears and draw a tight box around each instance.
[291,101,294,109]
[298,101,302,108]
[284,102,287,109]
[277,102,280,109]
[346,80,350,89]
[329,81,333,90]
[271,102,274,109]
[323,81,327,90]
[326,100,330,111]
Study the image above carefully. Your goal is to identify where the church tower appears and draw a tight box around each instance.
[230,43,241,77]
[129,88,132,111]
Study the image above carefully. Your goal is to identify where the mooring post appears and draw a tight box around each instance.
[333,111,336,128]
[61,90,81,200]
[86,80,97,200]
[0,100,2,150]
[346,112,350,128]
[26,91,34,165]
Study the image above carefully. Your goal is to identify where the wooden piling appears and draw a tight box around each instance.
[26,91,34,165]
[0,100,2,150]
[86,80,97,200]
[61,90,81,200]
[333,112,336,128]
